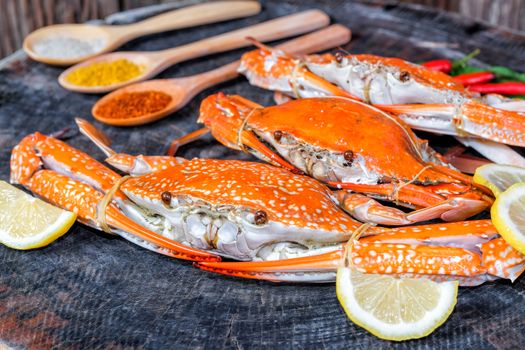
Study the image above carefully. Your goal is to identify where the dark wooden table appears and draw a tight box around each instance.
[1,1,525,348]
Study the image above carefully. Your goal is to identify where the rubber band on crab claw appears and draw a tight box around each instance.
[377,101,525,148]
[195,220,525,286]
[10,132,220,262]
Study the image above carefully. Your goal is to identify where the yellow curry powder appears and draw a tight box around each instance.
[65,59,144,87]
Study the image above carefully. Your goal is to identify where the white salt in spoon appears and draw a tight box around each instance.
[23,1,261,66]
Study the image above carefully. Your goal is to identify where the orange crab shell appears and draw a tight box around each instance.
[10,132,120,190]
[200,94,456,184]
[120,158,362,236]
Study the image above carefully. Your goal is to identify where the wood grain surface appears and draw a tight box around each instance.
[2,0,525,59]
[1,1,525,349]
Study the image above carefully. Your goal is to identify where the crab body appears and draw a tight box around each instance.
[199,93,492,224]
[11,131,371,262]
[118,158,362,261]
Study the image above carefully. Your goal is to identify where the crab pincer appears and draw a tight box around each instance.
[10,132,219,262]
[196,220,525,286]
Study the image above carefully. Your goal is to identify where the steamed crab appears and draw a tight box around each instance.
[236,43,525,168]
[9,121,524,285]
[197,93,493,225]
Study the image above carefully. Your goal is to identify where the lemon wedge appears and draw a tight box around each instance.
[336,267,458,341]
[491,182,525,255]
[0,181,76,250]
[474,164,525,197]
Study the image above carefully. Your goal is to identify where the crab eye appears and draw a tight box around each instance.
[273,130,283,142]
[399,71,411,82]
[161,191,172,206]
[254,210,268,225]
[344,150,354,162]
[334,51,345,65]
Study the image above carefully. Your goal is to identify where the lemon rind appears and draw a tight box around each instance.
[0,210,76,250]
[474,164,525,197]
[491,183,525,256]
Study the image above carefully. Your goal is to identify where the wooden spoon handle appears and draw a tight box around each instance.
[193,24,352,90]
[114,1,261,42]
[160,10,330,67]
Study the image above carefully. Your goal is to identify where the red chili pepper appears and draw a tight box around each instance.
[468,82,525,95]
[421,59,452,73]
[453,71,495,86]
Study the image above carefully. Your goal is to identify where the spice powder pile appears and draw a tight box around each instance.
[95,91,172,119]
[66,59,144,87]
[33,36,105,59]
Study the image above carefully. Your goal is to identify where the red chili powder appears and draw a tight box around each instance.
[96,91,172,119]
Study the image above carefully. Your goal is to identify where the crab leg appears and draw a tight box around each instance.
[336,191,488,225]
[379,102,525,147]
[167,127,210,156]
[455,137,525,169]
[481,93,525,112]
[196,220,525,285]
[76,118,185,175]
[10,132,219,262]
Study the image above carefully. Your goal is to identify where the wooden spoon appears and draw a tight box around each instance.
[92,25,351,126]
[24,1,261,66]
[59,10,330,94]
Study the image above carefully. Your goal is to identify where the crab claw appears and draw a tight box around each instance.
[198,93,304,173]
[337,191,489,225]
[239,43,358,101]
[195,250,342,283]
[10,133,43,185]
[76,118,185,175]
[481,238,525,282]
[379,100,525,147]
[195,243,489,285]
[196,220,524,286]
[11,132,120,192]
[11,131,220,262]
[30,170,220,262]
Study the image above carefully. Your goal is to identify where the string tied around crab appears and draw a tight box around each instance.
[343,223,375,269]
[390,164,434,206]
[236,106,264,151]
[290,60,307,99]
[96,175,134,234]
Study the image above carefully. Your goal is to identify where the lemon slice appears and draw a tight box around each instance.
[336,267,458,341]
[474,164,525,197]
[491,182,525,255]
[0,181,76,250]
